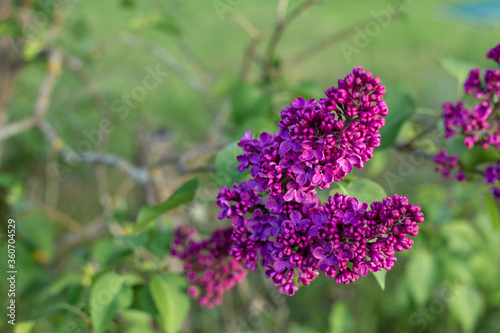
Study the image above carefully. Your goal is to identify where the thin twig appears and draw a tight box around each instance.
[393,142,435,160]
[37,120,149,184]
[263,0,319,80]
[175,36,214,84]
[230,11,260,40]
[0,50,62,141]
[119,33,207,94]
[64,54,113,118]
[120,33,216,116]
[281,11,401,73]
[38,204,83,230]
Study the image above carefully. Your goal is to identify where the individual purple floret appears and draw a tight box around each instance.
[171,226,247,307]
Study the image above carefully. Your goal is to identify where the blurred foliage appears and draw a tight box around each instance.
[0,0,500,333]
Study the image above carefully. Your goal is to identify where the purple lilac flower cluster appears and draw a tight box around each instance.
[485,162,500,198]
[443,43,500,149]
[436,43,500,197]
[237,66,387,199]
[171,225,247,307]
[214,67,424,296]
[433,149,465,181]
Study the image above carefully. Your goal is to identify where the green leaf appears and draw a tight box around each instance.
[44,273,81,298]
[328,301,354,333]
[378,83,416,149]
[120,309,153,327]
[135,178,198,231]
[214,142,248,186]
[150,274,190,333]
[125,326,156,333]
[483,190,500,230]
[405,248,436,305]
[444,135,468,157]
[329,181,349,197]
[17,212,55,262]
[91,238,129,267]
[0,18,23,37]
[344,178,388,204]
[460,146,500,171]
[118,233,149,250]
[441,220,482,255]
[231,80,269,125]
[90,273,128,333]
[147,227,175,257]
[371,270,387,290]
[449,285,485,333]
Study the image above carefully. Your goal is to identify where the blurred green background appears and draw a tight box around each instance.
[1,0,500,332]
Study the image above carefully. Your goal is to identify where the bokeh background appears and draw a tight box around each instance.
[1,0,500,332]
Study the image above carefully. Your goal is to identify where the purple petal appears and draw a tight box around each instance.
[300,149,314,161]
[308,226,319,237]
[338,158,353,173]
[274,260,286,272]
[325,256,338,267]
[311,173,322,185]
[297,173,308,186]
[323,173,333,183]
[283,189,296,202]
[291,97,305,108]
[292,142,303,152]
[313,247,326,259]
[313,213,324,226]
[325,243,333,254]
[290,164,304,174]
[302,141,313,150]
[318,258,329,271]
[313,149,324,160]
[279,140,293,153]
[290,210,301,223]
[295,190,306,203]
[248,152,260,164]
[347,154,362,168]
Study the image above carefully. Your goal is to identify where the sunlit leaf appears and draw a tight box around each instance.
[231,80,269,125]
[405,248,436,305]
[344,178,388,204]
[135,178,198,230]
[449,285,485,333]
[90,273,128,333]
[328,301,354,333]
[483,190,500,230]
[371,270,387,290]
[150,274,190,333]
[214,142,248,186]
